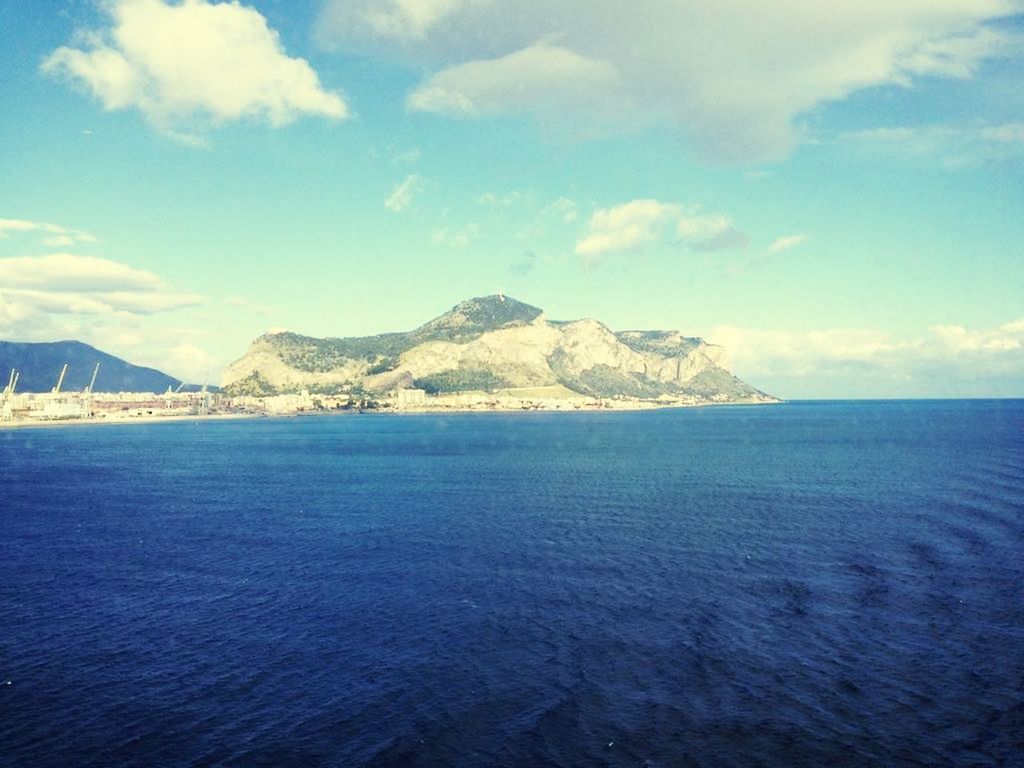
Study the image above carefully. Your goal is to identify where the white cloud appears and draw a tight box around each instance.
[43,0,347,142]
[0,218,97,245]
[0,253,201,319]
[0,219,41,237]
[575,199,680,259]
[43,235,76,247]
[385,174,421,212]
[676,213,734,245]
[839,121,1024,164]
[708,317,1024,397]
[361,0,473,40]
[0,253,163,292]
[0,251,211,383]
[390,147,422,165]
[769,234,809,254]
[432,224,477,247]
[981,122,1024,143]
[547,197,578,223]
[477,190,527,208]
[930,323,1022,352]
[166,343,218,382]
[575,199,747,260]
[2,288,201,316]
[407,42,622,124]
[318,0,1020,161]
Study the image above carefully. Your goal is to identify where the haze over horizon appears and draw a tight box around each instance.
[2,0,1022,399]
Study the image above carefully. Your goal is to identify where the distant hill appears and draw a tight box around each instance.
[0,340,195,393]
[222,295,776,403]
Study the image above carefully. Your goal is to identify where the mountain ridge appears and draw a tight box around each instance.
[0,340,202,393]
[222,295,775,403]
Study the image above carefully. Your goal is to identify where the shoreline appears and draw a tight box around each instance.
[0,398,780,430]
[0,412,264,430]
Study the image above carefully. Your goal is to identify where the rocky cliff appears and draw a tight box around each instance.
[221,296,774,402]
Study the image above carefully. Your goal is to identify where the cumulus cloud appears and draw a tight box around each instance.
[575,200,679,259]
[43,0,347,142]
[317,0,1020,161]
[0,253,201,317]
[575,199,747,261]
[384,174,421,212]
[2,288,199,316]
[0,253,162,293]
[0,250,211,382]
[708,318,1024,397]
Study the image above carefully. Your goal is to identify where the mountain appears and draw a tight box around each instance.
[0,340,189,393]
[222,296,775,403]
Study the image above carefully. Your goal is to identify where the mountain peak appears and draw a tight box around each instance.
[415,295,543,341]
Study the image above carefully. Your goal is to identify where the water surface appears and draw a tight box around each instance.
[1,401,1022,766]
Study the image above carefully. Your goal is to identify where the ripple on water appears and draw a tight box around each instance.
[0,401,1022,767]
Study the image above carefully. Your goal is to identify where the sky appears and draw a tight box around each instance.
[1,0,1023,398]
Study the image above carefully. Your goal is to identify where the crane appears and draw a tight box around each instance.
[54,363,69,394]
[174,381,186,394]
[84,363,100,418]
[1,369,16,421]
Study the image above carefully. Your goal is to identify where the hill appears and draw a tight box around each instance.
[0,340,190,393]
[222,295,775,403]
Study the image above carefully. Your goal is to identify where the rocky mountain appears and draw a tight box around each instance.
[222,296,775,402]
[0,340,199,393]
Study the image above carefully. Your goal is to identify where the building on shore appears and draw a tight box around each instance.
[394,388,427,410]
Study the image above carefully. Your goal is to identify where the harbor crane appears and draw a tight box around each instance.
[53,363,69,394]
[84,363,100,418]
[1,368,17,421]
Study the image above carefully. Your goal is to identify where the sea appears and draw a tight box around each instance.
[1,400,1022,767]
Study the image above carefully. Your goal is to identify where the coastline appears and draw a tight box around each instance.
[0,412,264,431]
[0,397,780,430]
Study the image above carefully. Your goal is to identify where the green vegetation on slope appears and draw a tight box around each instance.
[221,371,277,397]
[269,332,412,373]
[615,330,702,356]
[266,296,544,375]
[413,295,542,342]
[413,368,512,394]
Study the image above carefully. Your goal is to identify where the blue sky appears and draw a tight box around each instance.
[1,0,1022,397]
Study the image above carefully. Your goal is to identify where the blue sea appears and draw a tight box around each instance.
[1,401,1022,767]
